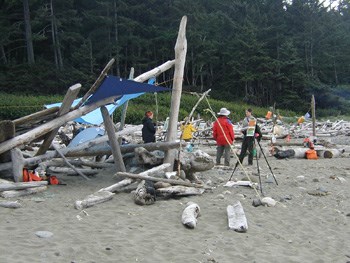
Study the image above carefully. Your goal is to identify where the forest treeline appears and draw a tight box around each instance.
[1,0,350,116]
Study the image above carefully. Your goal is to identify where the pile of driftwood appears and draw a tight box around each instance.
[0,17,218,210]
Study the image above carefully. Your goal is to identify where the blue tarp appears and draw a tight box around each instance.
[45,77,166,125]
[67,127,105,148]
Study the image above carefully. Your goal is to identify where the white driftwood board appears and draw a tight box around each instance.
[227,201,248,232]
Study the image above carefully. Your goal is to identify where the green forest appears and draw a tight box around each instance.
[1,0,350,117]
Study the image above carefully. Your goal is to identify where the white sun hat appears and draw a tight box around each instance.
[217,107,230,116]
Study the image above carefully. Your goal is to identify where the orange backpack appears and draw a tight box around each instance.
[306,149,318,160]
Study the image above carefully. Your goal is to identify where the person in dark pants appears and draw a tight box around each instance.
[212,107,235,166]
[238,108,262,166]
[142,111,156,143]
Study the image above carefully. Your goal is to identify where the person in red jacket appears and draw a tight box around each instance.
[212,108,235,166]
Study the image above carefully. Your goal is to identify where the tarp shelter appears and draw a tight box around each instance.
[45,76,168,125]
[67,127,105,148]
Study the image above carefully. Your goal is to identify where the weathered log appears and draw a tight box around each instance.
[12,107,59,126]
[181,201,200,229]
[0,141,182,173]
[100,163,171,193]
[0,186,47,198]
[116,171,206,189]
[36,84,81,156]
[0,181,48,191]
[101,105,126,172]
[316,148,344,158]
[47,167,98,176]
[38,159,113,169]
[164,16,188,171]
[227,201,248,232]
[0,200,22,208]
[156,186,205,197]
[74,190,115,210]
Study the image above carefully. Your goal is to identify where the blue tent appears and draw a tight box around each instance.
[45,76,168,125]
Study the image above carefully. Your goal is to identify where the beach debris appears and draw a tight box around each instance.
[134,180,156,205]
[181,201,200,229]
[74,190,115,210]
[261,197,277,207]
[307,188,331,196]
[35,231,53,238]
[0,200,22,208]
[252,199,262,207]
[227,201,248,232]
[156,185,205,197]
[224,180,258,188]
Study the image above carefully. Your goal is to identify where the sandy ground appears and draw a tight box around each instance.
[1,137,350,263]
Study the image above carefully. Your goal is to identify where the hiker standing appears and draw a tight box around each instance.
[212,108,235,166]
[238,108,262,166]
[181,118,197,142]
[142,111,156,143]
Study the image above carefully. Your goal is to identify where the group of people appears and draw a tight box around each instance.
[213,107,262,167]
[141,107,262,167]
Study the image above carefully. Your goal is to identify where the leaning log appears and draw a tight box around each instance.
[74,190,115,210]
[0,186,47,198]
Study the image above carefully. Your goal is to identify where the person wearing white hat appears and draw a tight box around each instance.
[212,108,235,166]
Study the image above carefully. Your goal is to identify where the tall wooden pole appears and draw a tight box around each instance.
[163,16,188,170]
[311,95,316,137]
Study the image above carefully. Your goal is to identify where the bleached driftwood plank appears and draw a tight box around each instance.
[227,201,248,232]
[74,190,115,210]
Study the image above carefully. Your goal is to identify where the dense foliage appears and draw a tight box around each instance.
[0,92,298,124]
[1,0,350,115]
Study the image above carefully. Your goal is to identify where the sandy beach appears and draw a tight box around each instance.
[1,137,350,263]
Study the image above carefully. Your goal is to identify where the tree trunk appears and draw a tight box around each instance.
[113,0,121,77]
[50,0,63,70]
[164,16,187,170]
[23,0,35,65]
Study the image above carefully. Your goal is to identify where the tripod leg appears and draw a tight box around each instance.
[228,161,239,181]
[256,139,278,185]
[255,145,263,195]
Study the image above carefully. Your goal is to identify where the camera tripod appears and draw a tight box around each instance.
[228,137,278,194]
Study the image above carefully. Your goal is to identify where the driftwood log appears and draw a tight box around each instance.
[0,186,47,198]
[134,147,164,165]
[116,171,206,189]
[227,201,248,232]
[156,185,205,197]
[164,16,187,171]
[74,190,115,210]
[0,181,48,191]
[0,200,22,209]
[181,201,200,229]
